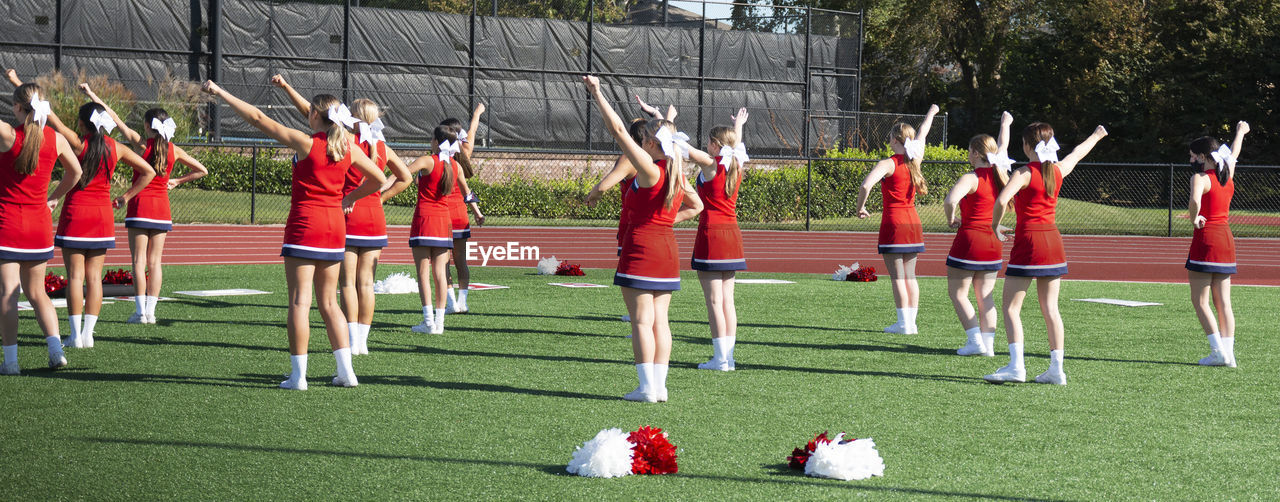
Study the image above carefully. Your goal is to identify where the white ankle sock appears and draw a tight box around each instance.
[2,344,16,366]
[905,307,918,325]
[435,308,446,329]
[83,315,98,336]
[1008,342,1024,369]
[710,337,724,361]
[421,306,434,325]
[458,289,469,305]
[1048,349,1064,372]
[347,322,359,345]
[1207,333,1222,352]
[134,296,144,316]
[145,296,158,316]
[69,314,83,340]
[635,363,654,392]
[289,354,307,381]
[965,326,981,345]
[723,336,736,361]
[1221,336,1235,360]
[981,332,995,352]
[358,323,371,341]
[894,308,906,325]
[333,347,354,379]
[653,363,669,389]
[45,335,62,354]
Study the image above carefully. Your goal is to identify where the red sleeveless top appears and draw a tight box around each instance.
[959,167,997,229]
[138,138,175,197]
[416,154,459,212]
[1197,169,1233,225]
[1014,162,1062,227]
[348,140,387,201]
[66,136,118,207]
[881,154,917,210]
[0,125,58,204]
[696,159,740,225]
[625,160,683,229]
[293,132,350,208]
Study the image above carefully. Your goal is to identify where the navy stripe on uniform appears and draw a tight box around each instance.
[613,272,681,291]
[345,235,389,248]
[452,229,471,239]
[946,256,1001,271]
[0,246,55,261]
[125,217,173,231]
[55,235,116,250]
[1006,263,1068,277]
[691,257,747,271]
[409,236,454,248]
[878,243,925,254]
[1185,259,1237,275]
[281,244,345,262]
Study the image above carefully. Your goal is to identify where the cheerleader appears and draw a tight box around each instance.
[583,75,704,403]
[43,100,156,348]
[400,126,464,335]
[78,84,209,325]
[985,123,1107,385]
[854,105,940,335]
[0,82,82,374]
[1186,121,1249,367]
[941,111,1013,357]
[438,106,486,314]
[677,109,750,371]
[270,76,413,355]
[201,81,386,389]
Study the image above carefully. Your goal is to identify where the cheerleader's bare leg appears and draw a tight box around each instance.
[722,271,738,369]
[127,229,149,323]
[450,236,472,312]
[79,249,107,347]
[1211,275,1234,365]
[881,253,916,334]
[1033,276,1066,385]
[622,287,659,402]
[429,248,451,334]
[63,249,86,347]
[1188,271,1229,366]
[696,271,731,370]
[352,247,379,353]
[340,248,360,347]
[947,267,982,355]
[973,271,999,356]
[652,291,673,401]
[985,276,1030,383]
[1,261,65,373]
[143,230,166,322]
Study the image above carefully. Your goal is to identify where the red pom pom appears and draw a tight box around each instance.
[628,426,678,475]
[102,268,134,285]
[44,272,67,294]
[555,262,585,276]
[786,431,833,470]
[845,266,878,282]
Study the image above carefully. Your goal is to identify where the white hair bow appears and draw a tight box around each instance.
[986,151,1014,173]
[654,128,692,159]
[89,109,116,134]
[903,138,925,161]
[1209,144,1236,170]
[29,92,51,126]
[151,117,177,141]
[1034,138,1060,163]
[718,143,749,167]
[438,139,461,163]
[359,118,386,145]
[456,129,468,143]
[327,103,359,129]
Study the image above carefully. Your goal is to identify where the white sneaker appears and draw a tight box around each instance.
[332,375,359,387]
[1034,369,1067,385]
[1226,355,1237,368]
[144,314,156,324]
[63,334,82,349]
[623,387,658,403]
[982,345,996,358]
[884,322,906,334]
[48,351,67,369]
[727,358,736,370]
[0,362,18,375]
[983,365,1026,383]
[457,301,469,314]
[1198,351,1227,366]
[957,340,986,356]
[410,321,434,334]
[279,378,308,390]
[84,332,94,348]
[656,387,668,402]
[696,358,732,371]
[445,291,458,314]
[430,323,444,335]
[621,315,631,322]
[903,324,919,335]
[127,313,145,324]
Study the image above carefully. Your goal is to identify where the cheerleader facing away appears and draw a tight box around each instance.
[77,83,209,325]
[583,75,704,403]
[201,81,386,390]
[854,104,940,335]
[679,108,750,371]
[394,126,464,335]
[42,98,156,348]
[0,82,82,374]
[985,123,1107,385]
[941,111,1014,357]
[438,106,486,314]
[270,75,413,355]
[1186,121,1248,367]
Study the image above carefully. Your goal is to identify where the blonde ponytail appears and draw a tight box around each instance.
[891,122,927,195]
[350,98,382,166]
[709,126,742,195]
[309,94,351,162]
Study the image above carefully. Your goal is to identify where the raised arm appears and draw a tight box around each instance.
[1056,125,1108,177]
[732,107,749,140]
[584,75,657,181]
[915,104,941,142]
[586,156,636,207]
[80,83,142,146]
[634,95,664,120]
[1224,121,1249,183]
[997,111,1012,154]
[44,110,84,155]
[48,134,83,209]
[5,68,22,87]
[270,75,312,118]
[461,102,485,159]
[202,81,312,152]
[167,145,209,189]
[943,173,979,228]
[111,146,157,208]
[853,158,895,218]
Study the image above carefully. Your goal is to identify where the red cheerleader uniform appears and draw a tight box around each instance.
[343,140,389,248]
[878,154,925,254]
[56,137,118,250]
[614,162,683,291]
[409,154,457,249]
[0,126,58,261]
[280,133,348,261]
[945,167,1002,271]
[691,160,746,271]
[616,176,632,256]
[1006,162,1067,276]
[126,138,175,231]
[1186,168,1236,274]
[447,175,470,240]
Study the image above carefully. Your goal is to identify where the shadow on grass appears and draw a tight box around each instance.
[354,374,617,400]
[108,336,280,353]
[674,335,958,357]
[76,437,1068,501]
[19,367,264,389]
[374,342,629,366]
[399,310,868,334]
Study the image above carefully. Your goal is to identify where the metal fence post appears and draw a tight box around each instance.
[53,0,63,70]
[250,146,258,224]
[208,0,222,140]
[805,158,812,231]
[189,0,203,81]
[584,0,594,151]
[468,0,476,113]
[1168,163,1175,237]
[696,0,705,143]
[342,0,351,103]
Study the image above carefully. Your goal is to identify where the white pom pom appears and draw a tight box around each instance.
[373,272,419,294]
[537,256,562,275]
[831,262,860,281]
[566,428,635,478]
[804,434,885,481]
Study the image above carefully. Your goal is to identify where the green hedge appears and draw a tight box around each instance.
[188,146,972,223]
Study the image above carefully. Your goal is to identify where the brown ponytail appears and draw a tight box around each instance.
[12,84,46,176]
[890,122,927,195]
[310,94,350,162]
[143,108,172,174]
[350,98,382,166]
[1022,122,1058,195]
[432,125,457,197]
[77,103,110,188]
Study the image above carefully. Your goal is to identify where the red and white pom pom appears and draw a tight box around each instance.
[566,428,635,478]
[832,262,860,281]
[536,256,562,275]
[804,434,885,481]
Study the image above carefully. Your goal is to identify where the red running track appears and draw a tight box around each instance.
[51,224,1280,286]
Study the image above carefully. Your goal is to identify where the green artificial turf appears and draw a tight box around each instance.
[2,266,1277,500]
